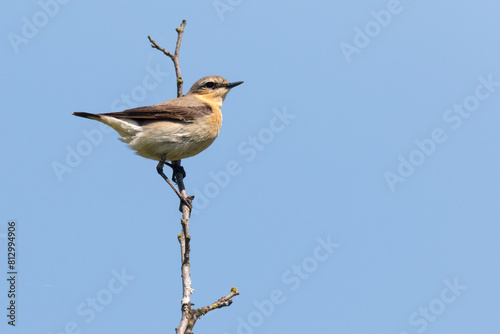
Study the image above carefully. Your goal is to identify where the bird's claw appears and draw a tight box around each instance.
[165,162,186,183]
[172,165,186,183]
[179,195,194,212]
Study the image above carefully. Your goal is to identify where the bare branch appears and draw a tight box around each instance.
[148,20,194,334]
[179,288,240,333]
[147,35,175,60]
[148,19,186,98]
[149,20,238,334]
[175,163,194,334]
[189,287,240,329]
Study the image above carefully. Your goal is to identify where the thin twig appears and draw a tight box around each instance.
[148,19,186,98]
[174,160,194,334]
[147,36,175,60]
[186,288,240,331]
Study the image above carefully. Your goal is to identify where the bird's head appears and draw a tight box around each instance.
[187,76,243,104]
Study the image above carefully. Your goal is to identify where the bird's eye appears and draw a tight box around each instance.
[204,82,215,89]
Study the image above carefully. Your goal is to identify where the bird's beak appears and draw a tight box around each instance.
[226,81,244,89]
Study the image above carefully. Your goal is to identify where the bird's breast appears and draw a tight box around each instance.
[196,107,222,139]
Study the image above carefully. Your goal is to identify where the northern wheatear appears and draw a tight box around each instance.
[73,75,243,208]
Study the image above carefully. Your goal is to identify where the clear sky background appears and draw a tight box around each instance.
[1,1,499,333]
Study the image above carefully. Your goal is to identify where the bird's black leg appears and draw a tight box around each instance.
[157,157,192,211]
[165,162,186,184]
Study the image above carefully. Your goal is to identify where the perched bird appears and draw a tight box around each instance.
[73,75,243,208]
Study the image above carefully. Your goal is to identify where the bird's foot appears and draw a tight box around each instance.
[166,162,186,183]
[179,195,194,212]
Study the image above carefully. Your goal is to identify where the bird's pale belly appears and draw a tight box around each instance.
[127,113,221,161]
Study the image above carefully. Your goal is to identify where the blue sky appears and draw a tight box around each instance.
[2,0,500,333]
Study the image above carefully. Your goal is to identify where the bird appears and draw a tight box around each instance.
[73,75,243,209]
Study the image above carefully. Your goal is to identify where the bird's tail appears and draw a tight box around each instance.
[72,111,141,139]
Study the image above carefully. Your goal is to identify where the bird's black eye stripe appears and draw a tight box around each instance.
[204,82,216,89]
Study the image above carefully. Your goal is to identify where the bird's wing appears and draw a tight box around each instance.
[100,96,213,122]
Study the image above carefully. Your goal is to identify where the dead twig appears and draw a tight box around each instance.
[148,19,186,98]
[148,20,239,334]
